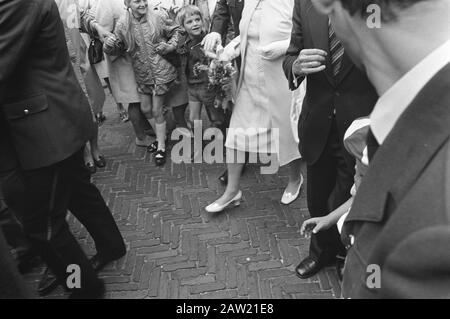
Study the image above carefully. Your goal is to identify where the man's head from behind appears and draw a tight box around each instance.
[311,0,442,69]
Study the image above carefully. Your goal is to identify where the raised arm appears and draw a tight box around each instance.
[282,0,305,90]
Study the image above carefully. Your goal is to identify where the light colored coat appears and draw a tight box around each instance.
[226,0,301,166]
[95,0,141,103]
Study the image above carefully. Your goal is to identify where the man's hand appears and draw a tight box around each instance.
[292,48,327,77]
[201,32,222,52]
[155,42,174,55]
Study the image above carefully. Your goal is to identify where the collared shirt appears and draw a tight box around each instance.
[371,39,450,144]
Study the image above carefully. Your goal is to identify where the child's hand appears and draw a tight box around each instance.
[155,42,173,55]
[300,216,333,238]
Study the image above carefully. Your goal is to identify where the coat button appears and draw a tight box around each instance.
[24,109,29,115]
[345,235,355,249]
[349,235,355,245]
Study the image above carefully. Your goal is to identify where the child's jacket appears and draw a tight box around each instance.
[105,13,180,87]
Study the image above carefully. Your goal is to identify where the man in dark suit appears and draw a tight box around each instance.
[0,0,125,298]
[202,0,244,52]
[311,0,450,298]
[283,0,378,279]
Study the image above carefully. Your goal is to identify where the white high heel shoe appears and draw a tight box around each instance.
[205,190,243,213]
[281,174,304,205]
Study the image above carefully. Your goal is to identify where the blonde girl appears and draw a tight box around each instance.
[104,0,180,165]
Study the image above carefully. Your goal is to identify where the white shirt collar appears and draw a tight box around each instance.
[371,39,450,144]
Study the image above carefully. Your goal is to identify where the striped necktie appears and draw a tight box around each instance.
[366,129,380,162]
[328,19,344,77]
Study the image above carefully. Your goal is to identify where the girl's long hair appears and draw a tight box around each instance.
[123,0,164,53]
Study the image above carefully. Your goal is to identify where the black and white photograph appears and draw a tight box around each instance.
[0,0,449,303]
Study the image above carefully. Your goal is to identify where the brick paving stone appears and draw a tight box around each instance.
[146,250,179,260]
[217,242,250,253]
[216,254,227,282]
[162,261,197,272]
[169,279,180,299]
[148,267,162,297]
[32,96,340,299]
[198,290,238,299]
[181,275,216,286]
[207,246,216,274]
[237,266,248,296]
[258,269,294,280]
[139,261,154,290]
[190,282,226,294]
[172,267,208,280]
[158,272,170,299]
[156,255,189,266]
[236,254,271,265]
[198,241,208,267]
[248,260,283,272]
[226,257,238,289]
[198,231,229,241]
[136,244,170,255]
[162,221,171,244]
[259,279,273,299]
[133,255,145,282]
[130,239,160,249]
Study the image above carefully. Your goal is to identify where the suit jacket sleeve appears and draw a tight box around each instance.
[0,0,41,104]
[282,0,305,91]
[380,226,450,298]
[210,0,231,36]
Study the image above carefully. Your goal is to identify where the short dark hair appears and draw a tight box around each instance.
[340,0,428,21]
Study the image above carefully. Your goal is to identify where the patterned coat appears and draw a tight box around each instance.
[104,13,180,87]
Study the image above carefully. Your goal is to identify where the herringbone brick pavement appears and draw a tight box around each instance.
[24,94,341,299]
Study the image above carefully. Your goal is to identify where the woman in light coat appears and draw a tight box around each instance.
[206,0,303,213]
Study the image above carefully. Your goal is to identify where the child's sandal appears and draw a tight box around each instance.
[155,150,166,166]
[147,141,158,153]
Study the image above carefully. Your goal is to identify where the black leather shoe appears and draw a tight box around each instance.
[69,279,105,299]
[86,162,96,174]
[37,267,60,296]
[90,252,125,273]
[94,155,106,168]
[17,253,41,274]
[295,257,324,279]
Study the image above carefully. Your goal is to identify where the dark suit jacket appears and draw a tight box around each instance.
[210,0,244,37]
[283,0,378,165]
[0,0,94,171]
[342,63,450,299]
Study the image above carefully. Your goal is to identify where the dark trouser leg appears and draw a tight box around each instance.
[1,158,100,293]
[307,120,354,263]
[172,103,189,129]
[128,102,151,140]
[0,200,31,257]
[0,228,34,298]
[67,150,126,259]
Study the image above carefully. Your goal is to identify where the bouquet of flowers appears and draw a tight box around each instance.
[192,50,237,109]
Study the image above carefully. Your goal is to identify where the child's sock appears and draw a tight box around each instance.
[155,121,167,151]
